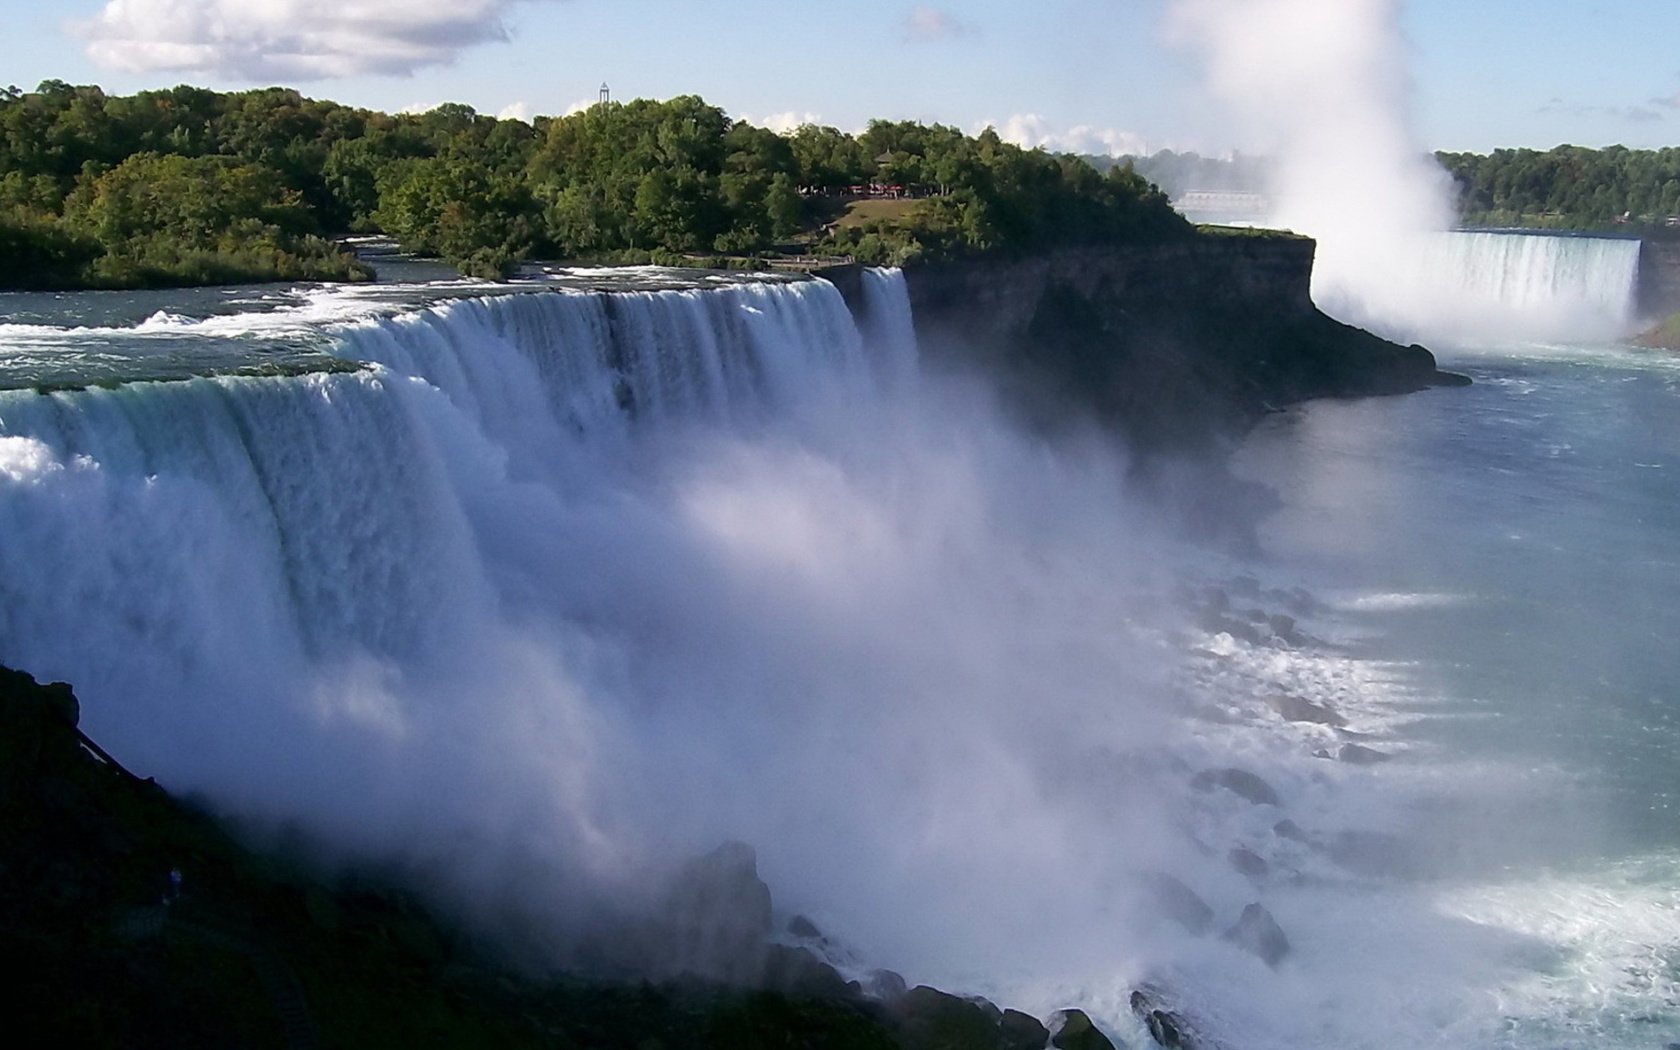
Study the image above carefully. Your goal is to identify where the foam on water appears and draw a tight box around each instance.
[0,270,1674,1047]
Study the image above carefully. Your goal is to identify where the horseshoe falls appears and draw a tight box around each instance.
[2,267,1679,1049]
[1316,230,1645,342]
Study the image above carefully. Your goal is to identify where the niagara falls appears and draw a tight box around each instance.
[5,1,1680,1048]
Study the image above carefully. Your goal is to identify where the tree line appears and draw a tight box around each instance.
[1436,144,1680,229]
[0,81,1189,289]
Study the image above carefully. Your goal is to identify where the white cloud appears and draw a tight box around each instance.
[74,0,558,80]
[904,6,972,42]
[498,101,533,122]
[981,114,1149,157]
[742,111,825,134]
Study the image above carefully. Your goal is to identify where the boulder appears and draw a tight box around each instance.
[1222,903,1290,967]
[1227,848,1268,879]
[892,986,1006,1050]
[659,841,773,984]
[1272,819,1308,843]
[865,968,908,1003]
[1265,693,1346,727]
[1129,989,1197,1049]
[1190,768,1281,807]
[1049,1008,1116,1050]
[787,914,823,939]
[1141,873,1214,935]
[761,944,854,999]
[1337,743,1390,765]
[1000,1009,1049,1050]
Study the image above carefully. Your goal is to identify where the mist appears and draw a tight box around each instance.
[1163,0,1642,344]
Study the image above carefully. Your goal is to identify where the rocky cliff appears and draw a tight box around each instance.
[1638,236,1680,320]
[829,233,1465,449]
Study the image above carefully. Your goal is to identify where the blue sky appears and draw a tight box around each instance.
[2,0,1677,155]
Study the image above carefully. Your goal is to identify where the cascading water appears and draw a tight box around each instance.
[2,267,1676,1048]
[1316,229,1644,343]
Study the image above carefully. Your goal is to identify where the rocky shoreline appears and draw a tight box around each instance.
[4,664,1220,1049]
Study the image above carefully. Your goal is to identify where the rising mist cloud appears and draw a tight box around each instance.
[75,0,559,79]
[1165,0,1455,330]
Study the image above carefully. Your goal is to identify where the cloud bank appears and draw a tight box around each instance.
[75,0,555,79]
[985,113,1149,158]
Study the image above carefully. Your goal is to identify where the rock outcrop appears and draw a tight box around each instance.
[881,234,1468,449]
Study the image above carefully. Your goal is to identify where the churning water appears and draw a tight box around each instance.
[0,266,1677,1048]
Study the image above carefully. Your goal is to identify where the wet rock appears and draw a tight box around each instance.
[1222,903,1290,967]
[1049,1008,1116,1050]
[1000,1009,1049,1050]
[761,944,854,998]
[893,986,1006,1050]
[865,968,908,1002]
[1272,819,1309,842]
[1266,614,1305,645]
[1190,768,1281,807]
[1227,847,1268,879]
[1131,990,1189,1048]
[1337,743,1391,765]
[1265,693,1346,727]
[660,841,773,984]
[1142,872,1214,935]
[787,914,823,939]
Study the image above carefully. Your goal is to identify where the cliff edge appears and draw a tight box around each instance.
[839,233,1466,448]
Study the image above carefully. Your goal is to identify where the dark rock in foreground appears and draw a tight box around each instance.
[1049,1007,1117,1050]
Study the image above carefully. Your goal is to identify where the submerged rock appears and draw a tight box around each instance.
[1265,692,1346,727]
[1272,819,1309,842]
[1190,767,1282,807]
[1227,847,1268,879]
[1142,872,1215,935]
[1130,989,1190,1048]
[1222,903,1291,967]
[1337,743,1391,765]
[1049,1008,1116,1050]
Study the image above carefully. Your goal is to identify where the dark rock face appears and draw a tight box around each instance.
[1191,767,1282,807]
[898,237,1466,450]
[1266,693,1347,727]
[1000,1008,1050,1050]
[892,986,1010,1050]
[1142,872,1215,935]
[1223,903,1291,967]
[1049,1008,1117,1050]
[657,841,774,983]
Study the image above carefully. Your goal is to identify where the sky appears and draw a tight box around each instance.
[2,0,1678,155]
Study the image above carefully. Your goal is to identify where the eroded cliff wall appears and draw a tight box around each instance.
[848,234,1457,449]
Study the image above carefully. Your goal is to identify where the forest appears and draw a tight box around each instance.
[1435,144,1680,229]
[0,81,1188,289]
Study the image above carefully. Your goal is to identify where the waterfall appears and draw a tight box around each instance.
[0,273,915,826]
[1319,230,1644,342]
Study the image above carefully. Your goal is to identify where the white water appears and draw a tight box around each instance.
[1,271,1676,1047]
[1315,230,1644,345]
